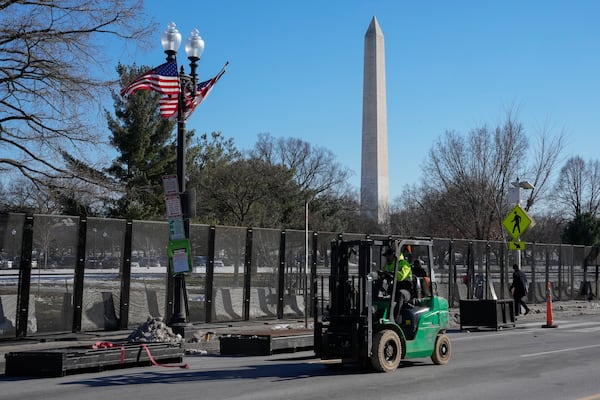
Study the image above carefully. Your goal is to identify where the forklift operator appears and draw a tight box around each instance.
[383,248,413,292]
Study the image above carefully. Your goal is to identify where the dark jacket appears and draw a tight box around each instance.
[510,269,528,298]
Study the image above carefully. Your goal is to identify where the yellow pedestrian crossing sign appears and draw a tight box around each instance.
[503,205,533,240]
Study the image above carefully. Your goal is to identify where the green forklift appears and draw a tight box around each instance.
[314,238,452,372]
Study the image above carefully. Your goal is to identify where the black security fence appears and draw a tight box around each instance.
[433,239,599,307]
[0,212,598,339]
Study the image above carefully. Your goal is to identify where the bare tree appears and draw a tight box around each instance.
[250,133,353,198]
[554,156,600,220]
[521,128,565,212]
[0,175,105,215]
[419,111,564,240]
[423,118,526,240]
[248,133,358,231]
[0,0,155,192]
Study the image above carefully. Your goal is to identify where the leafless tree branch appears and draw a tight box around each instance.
[0,0,156,195]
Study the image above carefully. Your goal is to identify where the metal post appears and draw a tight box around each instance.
[310,231,319,322]
[119,220,133,329]
[15,214,34,338]
[243,228,253,320]
[311,231,318,320]
[304,200,309,328]
[169,58,188,326]
[277,230,286,319]
[72,216,87,333]
[204,226,216,323]
[166,41,199,329]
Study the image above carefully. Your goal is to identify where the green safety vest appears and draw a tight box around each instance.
[384,258,412,282]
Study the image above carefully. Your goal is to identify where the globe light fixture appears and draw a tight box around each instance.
[161,22,182,56]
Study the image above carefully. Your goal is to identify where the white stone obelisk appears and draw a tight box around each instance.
[360,16,389,224]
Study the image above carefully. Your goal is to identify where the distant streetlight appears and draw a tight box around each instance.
[161,22,205,328]
[304,200,309,328]
[102,231,107,258]
[10,228,16,268]
[92,227,98,257]
[304,197,314,328]
[508,179,535,207]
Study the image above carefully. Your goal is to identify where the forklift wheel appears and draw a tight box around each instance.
[431,334,451,365]
[371,329,402,372]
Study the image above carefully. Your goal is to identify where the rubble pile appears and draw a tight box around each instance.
[127,317,183,343]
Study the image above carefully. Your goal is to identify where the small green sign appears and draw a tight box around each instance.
[168,238,192,274]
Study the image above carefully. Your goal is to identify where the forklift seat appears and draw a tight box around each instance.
[400,304,429,340]
[413,277,431,298]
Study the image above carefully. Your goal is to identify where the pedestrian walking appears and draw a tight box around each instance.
[510,263,530,316]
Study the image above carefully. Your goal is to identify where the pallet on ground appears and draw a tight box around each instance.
[219,329,313,356]
[4,342,183,377]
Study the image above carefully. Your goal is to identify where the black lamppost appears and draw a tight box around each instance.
[161,22,204,328]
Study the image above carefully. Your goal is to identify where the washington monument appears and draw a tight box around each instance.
[360,16,389,224]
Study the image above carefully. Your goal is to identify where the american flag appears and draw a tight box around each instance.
[179,61,228,120]
[120,61,180,119]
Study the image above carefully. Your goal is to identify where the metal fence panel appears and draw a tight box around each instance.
[212,226,246,322]
[250,228,280,319]
[187,224,211,323]
[3,212,600,339]
[81,217,126,331]
[128,220,169,328]
[0,213,26,338]
[282,229,308,318]
[31,214,80,335]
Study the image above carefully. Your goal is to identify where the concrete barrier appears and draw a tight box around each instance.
[0,295,37,336]
[81,291,118,331]
[146,289,162,319]
[213,288,285,321]
[213,288,243,321]
[127,289,153,326]
[282,294,305,317]
[250,288,277,318]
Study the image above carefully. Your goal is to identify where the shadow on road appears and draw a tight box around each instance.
[56,360,370,387]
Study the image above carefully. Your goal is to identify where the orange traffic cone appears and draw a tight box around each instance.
[542,281,558,328]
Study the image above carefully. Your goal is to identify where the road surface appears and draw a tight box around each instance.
[2,314,600,400]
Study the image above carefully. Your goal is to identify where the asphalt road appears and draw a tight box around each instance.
[2,314,600,400]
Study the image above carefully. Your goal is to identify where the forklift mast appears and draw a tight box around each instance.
[329,239,377,317]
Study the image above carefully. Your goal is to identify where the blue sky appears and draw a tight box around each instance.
[113,1,600,201]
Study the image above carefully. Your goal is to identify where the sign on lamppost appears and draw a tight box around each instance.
[163,174,191,273]
[168,239,193,274]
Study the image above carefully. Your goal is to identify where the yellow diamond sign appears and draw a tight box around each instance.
[503,205,533,240]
